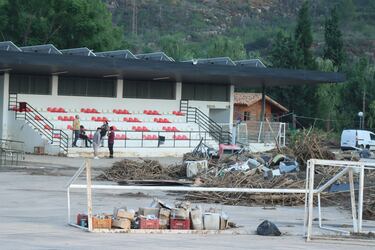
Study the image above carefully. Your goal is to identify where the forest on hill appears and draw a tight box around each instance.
[0,0,374,131]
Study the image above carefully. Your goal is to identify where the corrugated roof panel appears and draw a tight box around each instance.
[96,50,137,59]
[0,41,22,52]
[60,47,96,56]
[136,52,174,62]
[235,59,266,68]
[20,44,61,54]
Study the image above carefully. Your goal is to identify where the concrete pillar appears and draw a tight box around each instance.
[0,73,9,139]
[229,84,234,125]
[175,82,182,100]
[116,79,123,99]
[51,75,58,96]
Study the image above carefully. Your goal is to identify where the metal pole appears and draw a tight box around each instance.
[348,168,358,232]
[307,160,315,241]
[358,164,365,232]
[261,83,266,122]
[85,159,93,232]
[67,187,71,224]
[303,160,311,236]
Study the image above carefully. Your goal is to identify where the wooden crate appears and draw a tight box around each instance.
[92,217,112,229]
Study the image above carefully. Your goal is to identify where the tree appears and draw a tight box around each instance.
[159,34,195,61]
[294,1,315,69]
[270,31,303,69]
[0,0,123,51]
[206,36,246,60]
[323,7,345,68]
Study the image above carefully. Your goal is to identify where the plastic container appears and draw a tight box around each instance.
[203,213,220,230]
[170,219,190,230]
[190,209,203,230]
[139,218,159,229]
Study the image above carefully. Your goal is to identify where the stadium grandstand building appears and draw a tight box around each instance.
[0,41,345,157]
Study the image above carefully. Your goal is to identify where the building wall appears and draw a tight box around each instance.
[0,73,9,139]
[234,101,272,121]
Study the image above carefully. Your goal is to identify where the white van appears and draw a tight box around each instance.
[341,129,375,150]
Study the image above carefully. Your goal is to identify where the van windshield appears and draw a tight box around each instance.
[371,133,375,141]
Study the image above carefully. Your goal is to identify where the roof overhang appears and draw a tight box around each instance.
[0,51,346,87]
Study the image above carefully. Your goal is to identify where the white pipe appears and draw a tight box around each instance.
[303,160,311,236]
[67,187,71,225]
[348,168,358,232]
[311,159,375,168]
[317,193,322,228]
[65,162,86,188]
[358,164,365,232]
[307,160,315,241]
[319,226,350,235]
[316,167,349,193]
[69,184,310,194]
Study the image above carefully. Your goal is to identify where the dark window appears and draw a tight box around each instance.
[370,133,375,141]
[9,74,51,95]
[244,111,251,121]
[58,76,116,97]
[123,80,175,99]
[182,83,229,101]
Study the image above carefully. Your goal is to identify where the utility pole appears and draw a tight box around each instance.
[363,86,366,129]
[132,0,138,36]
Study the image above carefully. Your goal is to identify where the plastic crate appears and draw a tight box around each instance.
[139,218,159,229]
[76,213,88,226]
[92,217,112,229]
[170,218,190,230]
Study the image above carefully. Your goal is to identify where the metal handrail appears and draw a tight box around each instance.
[8,94,69,154]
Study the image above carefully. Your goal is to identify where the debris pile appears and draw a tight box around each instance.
[77,198,235,230]
[96,158,185,181]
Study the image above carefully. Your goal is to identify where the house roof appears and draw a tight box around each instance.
[234,92,289,112]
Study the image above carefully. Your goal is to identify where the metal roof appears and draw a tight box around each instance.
[96,50,137,59]
[0,41,346,87]
[135,52,175,62]
[20,44,62,55]
[0,41,21,52]
[235,59,266,68]
[60,47,96,56]
[184,57,236,66]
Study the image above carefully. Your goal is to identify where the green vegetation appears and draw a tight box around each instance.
[0,0,374,132]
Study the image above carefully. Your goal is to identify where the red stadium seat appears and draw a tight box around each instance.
[91,117,96,121]
[53,134,61,139]
[35,115,42,121]
[47,107,52,112]
[67,125,73,130]
[44,125,51,130]
[58,116,63,121]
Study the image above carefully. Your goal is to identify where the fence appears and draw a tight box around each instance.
[220,121,286,146]
[0,139,25,165]
[72,129,216,148]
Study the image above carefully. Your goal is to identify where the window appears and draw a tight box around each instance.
[244,111,251,121]
[123,80,175,99]
[9,74,51,95]
[370,133,375,141]
[58,76,116,97]
[182,83,229,101]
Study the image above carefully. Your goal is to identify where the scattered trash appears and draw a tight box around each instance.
[256,220,281,236]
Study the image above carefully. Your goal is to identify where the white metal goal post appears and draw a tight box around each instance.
[304,159,375,241]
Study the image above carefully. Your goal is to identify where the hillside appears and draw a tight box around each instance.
[105,0,375,62]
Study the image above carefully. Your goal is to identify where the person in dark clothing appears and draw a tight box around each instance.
[108,126,115,158]
[79,125,92,147]
[100,121,109,139]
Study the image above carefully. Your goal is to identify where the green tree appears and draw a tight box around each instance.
[294,1,315,69]
[336,0,356,24]
[270,31,303,69]
[0,0,123,51]
[323,7,345,68]
[159,34,195,60]
[206,36,246,60]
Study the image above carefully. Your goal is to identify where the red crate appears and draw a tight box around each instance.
[170,219,190,230]
[139,218,159,229]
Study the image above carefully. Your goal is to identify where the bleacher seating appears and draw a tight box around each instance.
[26,106,215,149]
[47,107,66,113]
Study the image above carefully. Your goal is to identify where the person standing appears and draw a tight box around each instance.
[93,127,101,159]
[108,126,115,158]
[72,115,80,147]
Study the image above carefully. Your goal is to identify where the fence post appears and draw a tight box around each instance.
[85,159,93,232]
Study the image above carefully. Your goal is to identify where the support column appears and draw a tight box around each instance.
[175,82,182,101]
[51,75,58,96]
[229,84,234,125]
[116,79,123,99]
[0,72,9,139]
[260,83,266,122]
